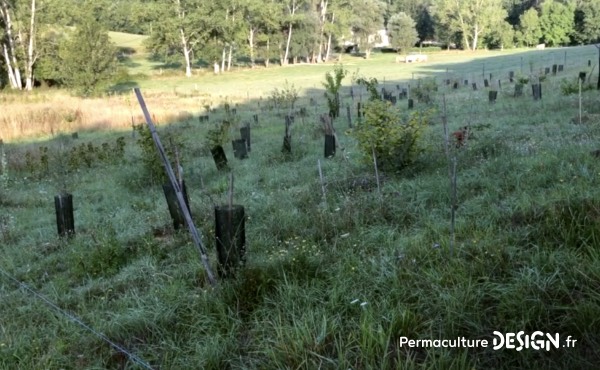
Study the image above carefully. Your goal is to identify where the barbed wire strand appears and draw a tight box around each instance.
[0,266,155,370]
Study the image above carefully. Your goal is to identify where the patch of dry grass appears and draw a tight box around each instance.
[0,90,214,143]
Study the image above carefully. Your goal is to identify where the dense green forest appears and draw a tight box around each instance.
[1,0,600,93]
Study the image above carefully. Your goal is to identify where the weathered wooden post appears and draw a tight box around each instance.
[232,139,248,159]
[55,193,75,237]
[346,104,353,128]
[162,181,190,230]
[321,114,336,158]
[514,83,524,97]
[282,115,292,153]
[488,90,498,103]
[240,123,251,152]
[532,84,542,100]
[215,174,246,277]
[215,205,246,277]
[134,88,217,286]
[210,146,229,171]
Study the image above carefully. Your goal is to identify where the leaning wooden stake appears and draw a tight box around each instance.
[579,78,583,126]
[596,44,600,90]
[228,172,234,209]
[441,95,457,257]
[134,88,217,286]
[317,160,326,201]
[372,147,381,197]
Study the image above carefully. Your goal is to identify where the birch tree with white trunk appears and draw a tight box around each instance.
[0,0,40,90]
[433,0,507,51]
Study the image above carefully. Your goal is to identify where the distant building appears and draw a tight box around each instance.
[372,29,390,48]
[343,29,390,52]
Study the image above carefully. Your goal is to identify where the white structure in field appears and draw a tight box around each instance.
[372,29,390,48]
[344,29,390,50]
[404,53,428,63]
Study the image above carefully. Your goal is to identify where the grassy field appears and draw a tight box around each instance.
[1,40,600,369]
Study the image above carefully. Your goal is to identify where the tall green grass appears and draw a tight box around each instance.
[1,47,600,369]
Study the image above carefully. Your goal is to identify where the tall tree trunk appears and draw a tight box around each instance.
[24,0,36,91]
[175,0,192,78]
[2,43,18,88]
[248,27,255,67]
[227,44,233,71]
[283,23,293,65]
[283,0,296,66]
[265,38,270,67]
[0,0,22,89]
[317,0,328,63]
[457,11,471,51]
[324,12,334,62]
[325,33,332,62]
[472,24,479,51]
[180,29,192,77]
[221,47,226,72]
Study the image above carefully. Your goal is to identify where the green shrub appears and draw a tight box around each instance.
[351,99,430,172]
[411,78,438,104]
[134,124,182,184]
[205,119,232,149]
[71,228,135,279]
[355,76,380,101]
[560,78,594,96]
[322,65,347,119]
[516,75,530,85]
[268,80,299,112]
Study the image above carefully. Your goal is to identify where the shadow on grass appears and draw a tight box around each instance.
[108,80,140,94]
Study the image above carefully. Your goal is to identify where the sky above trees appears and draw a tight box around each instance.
[1,0,600,92]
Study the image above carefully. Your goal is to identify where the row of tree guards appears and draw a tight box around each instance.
[55,58,597,283]
[206,65,571,169]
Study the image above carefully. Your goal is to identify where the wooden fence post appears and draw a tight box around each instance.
[55,193,75,237]
[134,88,217,286]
